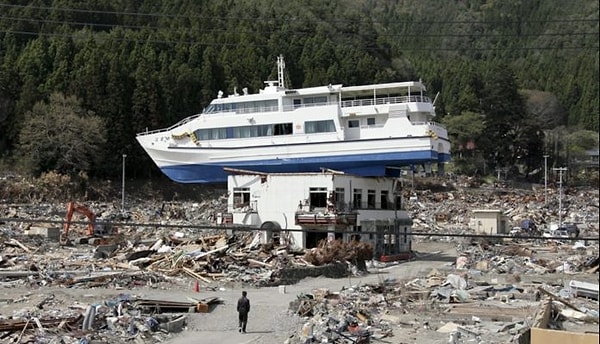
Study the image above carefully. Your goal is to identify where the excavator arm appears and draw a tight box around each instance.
[63,201,96,240]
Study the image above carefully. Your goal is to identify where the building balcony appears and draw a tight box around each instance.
[295,211,358,226]
[216,212,233,225]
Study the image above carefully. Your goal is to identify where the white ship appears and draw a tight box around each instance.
[136,56,451,183]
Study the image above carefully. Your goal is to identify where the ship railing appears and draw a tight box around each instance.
[137,104,282,136]
[137,113,204,136]
[282,101,332,112]
[341,95,431,108]
[204,105,280,114]
[412,121,445,128]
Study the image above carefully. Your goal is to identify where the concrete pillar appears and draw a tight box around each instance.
[437,162,445,176]
[327,225,335,243]
[424,162,432,176]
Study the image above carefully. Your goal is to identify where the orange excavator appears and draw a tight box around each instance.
[61,201,117,245]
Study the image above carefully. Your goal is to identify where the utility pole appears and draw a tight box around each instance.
[543,155,549,205]
[553,167,567,227]
[122,154,127,213]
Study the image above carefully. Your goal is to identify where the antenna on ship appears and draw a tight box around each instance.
[432,92,440,106]
[277,55,285,90]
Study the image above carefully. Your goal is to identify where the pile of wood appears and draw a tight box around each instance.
[303,239,374,266]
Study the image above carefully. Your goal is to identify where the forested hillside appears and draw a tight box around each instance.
[0,0,598,182]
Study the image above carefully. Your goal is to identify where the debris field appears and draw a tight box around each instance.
[0,176,598,343]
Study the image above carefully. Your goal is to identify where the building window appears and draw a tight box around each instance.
[367,189,376,208]
[403,226,408,244]
[335,187,345,211]
[233,187,250,208]
[395,194,402,210]
[309,187,328,209]
[353,188,362,209]
[380,190,389,209]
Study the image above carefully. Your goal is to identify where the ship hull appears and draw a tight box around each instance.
[138,135,450,183]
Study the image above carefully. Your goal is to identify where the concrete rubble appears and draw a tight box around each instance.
[0,202,371,342]
[1,176,598,343]
[283,253,598,344]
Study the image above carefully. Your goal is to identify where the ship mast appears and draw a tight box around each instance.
[277,55,285,90]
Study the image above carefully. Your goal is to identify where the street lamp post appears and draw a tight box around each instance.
[543,154,549,205]
[122,154,127,213]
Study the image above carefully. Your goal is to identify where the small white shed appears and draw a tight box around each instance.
[470,209,510,235]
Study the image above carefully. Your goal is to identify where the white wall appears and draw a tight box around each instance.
[227,173,411,250]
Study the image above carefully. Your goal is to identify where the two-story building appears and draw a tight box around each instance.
[217,168,413,261]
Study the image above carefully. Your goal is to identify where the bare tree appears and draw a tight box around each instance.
[17,93,107,176]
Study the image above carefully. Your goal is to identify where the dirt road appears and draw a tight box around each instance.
[0,241,457,344]
[163,241,457,344]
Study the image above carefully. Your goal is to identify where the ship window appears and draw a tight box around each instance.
[348,120,359,128]
[196,128,227,140]
[233,187,250,208]
[273,123,292,135]
[205,99,278,114]
[304,96,327,107]
[367,118,376,126]
[305,120,335,133]
[293,99,302,109]
[309,187,327,208]
[212,128,226,139]
[233,125,272,138]
[233,126,253,138]
[198,122,289,140]
[265,99,278,112]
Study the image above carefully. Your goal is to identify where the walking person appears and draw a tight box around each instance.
[237,290,250,333]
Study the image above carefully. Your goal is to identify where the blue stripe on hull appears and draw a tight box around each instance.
[439,153,451,163]
[160,150,451,184]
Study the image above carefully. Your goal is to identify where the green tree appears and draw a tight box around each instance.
[17,93,106,177]
[442,111,484,157]
[479,65,527,171]
[566,130,599,164]
[442,111,485,174]
[0,33,22,157]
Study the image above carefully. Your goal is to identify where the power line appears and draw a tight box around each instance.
[1,217,597,242]
[0,29,596,52]
[0,2,597,26]
[1,15,597,39]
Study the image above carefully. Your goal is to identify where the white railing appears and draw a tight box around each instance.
[137,113,203,136]
[341,95,431,108]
